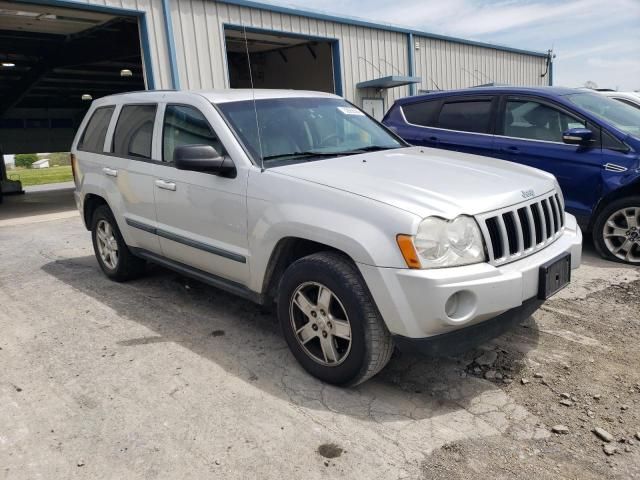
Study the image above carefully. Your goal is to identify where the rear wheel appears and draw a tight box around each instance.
[91,205,146,281]
[593,196,640,264]
[277,252,394,386]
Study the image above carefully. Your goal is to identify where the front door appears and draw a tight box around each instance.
[493,96,603,220]
[153,103,250,285]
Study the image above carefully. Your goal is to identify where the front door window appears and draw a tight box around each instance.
[503,100,585,143]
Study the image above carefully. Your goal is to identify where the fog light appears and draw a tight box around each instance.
[444,290,477,322]
[445,292,459,317]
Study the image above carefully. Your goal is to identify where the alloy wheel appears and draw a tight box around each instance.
[602,206,640,263]
[289,282,352,366]
[96,219,119,269]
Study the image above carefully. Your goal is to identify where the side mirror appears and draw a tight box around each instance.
[562,128,593,146]
[174,144,236,177]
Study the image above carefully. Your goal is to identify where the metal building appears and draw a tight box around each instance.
[0,0,552,159]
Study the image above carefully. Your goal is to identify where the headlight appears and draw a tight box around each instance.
[398,215,486,268]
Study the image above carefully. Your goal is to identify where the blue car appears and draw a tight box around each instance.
[383,86,640,264]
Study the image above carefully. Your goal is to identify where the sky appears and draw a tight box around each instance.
[264,0,640,91]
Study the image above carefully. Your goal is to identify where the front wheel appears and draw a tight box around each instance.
[592,196,640,264]
[277,252,394,386]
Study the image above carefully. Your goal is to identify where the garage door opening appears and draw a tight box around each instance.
[224,27,337,94]
[0,1,147,155]
[0,0,148,200]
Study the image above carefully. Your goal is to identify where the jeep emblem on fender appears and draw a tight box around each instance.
[521,189,535,199]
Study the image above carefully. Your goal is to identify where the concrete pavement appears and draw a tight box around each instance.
[1,214,638,479]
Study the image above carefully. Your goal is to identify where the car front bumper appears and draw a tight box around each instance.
[358,213,582,342]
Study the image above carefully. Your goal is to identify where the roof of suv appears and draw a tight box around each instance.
[393,86,584,106]
[95,89,340,105]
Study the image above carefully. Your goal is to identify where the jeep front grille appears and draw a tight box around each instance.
[477,191,565,265]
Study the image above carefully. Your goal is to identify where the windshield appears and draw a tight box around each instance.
[565,92,640,137]
[217,97,404,166]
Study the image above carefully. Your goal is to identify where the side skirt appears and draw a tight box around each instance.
[131,248,266,305]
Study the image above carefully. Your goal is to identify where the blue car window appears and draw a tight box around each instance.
[402,100,440,127]
[436,100,492,134]
[566,92,640,137]
[503,100,585,143]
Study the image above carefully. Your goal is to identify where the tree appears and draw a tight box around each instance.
[14,153,38,168]
[584,80,598,90]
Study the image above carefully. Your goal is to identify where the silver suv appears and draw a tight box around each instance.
[72,90,582,386]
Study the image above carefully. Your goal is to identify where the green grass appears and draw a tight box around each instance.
[7,165,73,186]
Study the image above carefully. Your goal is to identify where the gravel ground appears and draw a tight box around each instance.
[0,214,638,479]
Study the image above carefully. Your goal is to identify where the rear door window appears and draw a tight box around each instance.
[162,105,225,162]
[112,104,157,159]
[78,106,114,152]
[402,100,440,127]
[436,100,492,133]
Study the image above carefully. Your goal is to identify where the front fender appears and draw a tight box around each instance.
[246,169,420,293]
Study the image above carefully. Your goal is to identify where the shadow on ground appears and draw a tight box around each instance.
[0,187,76,221]
[42,254,542,428]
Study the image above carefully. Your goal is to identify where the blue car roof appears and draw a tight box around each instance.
[393,86,582,105]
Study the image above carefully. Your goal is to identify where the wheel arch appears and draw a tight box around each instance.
[588,177,640,231]
[82,193,110,230]
[261,237,354,301]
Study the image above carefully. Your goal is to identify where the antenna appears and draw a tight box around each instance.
[378,58,401,75]
[474,69,492,82]
[461,66,484,84]
[242,25,265,172]
[358,56,383,76]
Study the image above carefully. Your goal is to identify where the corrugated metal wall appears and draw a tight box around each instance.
[85,0,173,89]
[413,36,547,91]
[78,0,547,104]
[169,0,412,107]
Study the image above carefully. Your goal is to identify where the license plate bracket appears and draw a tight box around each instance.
[538,252,571,300]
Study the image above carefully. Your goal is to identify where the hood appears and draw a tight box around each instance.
[271,146,558,218]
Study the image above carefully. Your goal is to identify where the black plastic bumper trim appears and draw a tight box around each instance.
[392,297,544,357]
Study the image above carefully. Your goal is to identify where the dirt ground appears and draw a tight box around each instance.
[1,210,639,479]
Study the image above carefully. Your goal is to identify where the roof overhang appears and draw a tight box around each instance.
[356,75,421,90]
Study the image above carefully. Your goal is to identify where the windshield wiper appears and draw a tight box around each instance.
[345,145,399,153]
[262,145,400,162]
[262,151,343,161]
[313,145,400,156]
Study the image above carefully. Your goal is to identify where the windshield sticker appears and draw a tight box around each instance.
[338,106,365,116]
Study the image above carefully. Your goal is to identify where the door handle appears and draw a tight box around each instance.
[428,136,439,143]
[102,167,118,177]
[500,146,520,154]
[155,179,176,191]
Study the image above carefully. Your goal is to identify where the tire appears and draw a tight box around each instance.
[592,196,640,265]
[277,251,394,386]
[91,205,146,281]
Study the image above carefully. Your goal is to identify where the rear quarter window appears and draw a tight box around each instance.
[77,106,115,152]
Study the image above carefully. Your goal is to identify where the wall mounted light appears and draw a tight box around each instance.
[81,94,93,101]
[120,69,132,77]
[1,62,16,67]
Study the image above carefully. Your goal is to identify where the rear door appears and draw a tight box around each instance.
[398,95,497,157]
[493,95,603,219]
[108,103,162,253]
